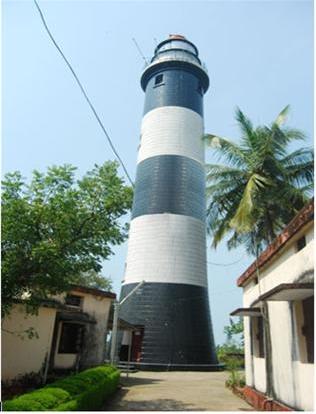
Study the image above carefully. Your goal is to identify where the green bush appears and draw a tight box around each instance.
[226,369,246,389]
[3,365,120,411]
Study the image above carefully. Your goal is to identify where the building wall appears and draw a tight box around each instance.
[243,223,314,411]
[53,290,113,369]
[76,291,112,368]
[2,305,57,382]
[2,289,114,380]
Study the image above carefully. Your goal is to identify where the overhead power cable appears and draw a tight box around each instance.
[33,0,134,187]
[207,255,246,267]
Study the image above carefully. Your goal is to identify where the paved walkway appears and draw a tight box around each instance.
[103,371,253,411]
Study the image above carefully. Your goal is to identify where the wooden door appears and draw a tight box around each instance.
[131,329,144,362]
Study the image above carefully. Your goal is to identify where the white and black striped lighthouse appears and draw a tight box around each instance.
[119,35,218,370]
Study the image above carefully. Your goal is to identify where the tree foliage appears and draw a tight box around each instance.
[205,106,314,255]
[217,317,244,367]
[223,317,244,346]
[2,161,133,317]
[73,270,113,291]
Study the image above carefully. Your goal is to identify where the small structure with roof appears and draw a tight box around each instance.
[231,199,314,411]
[2,285,116,383]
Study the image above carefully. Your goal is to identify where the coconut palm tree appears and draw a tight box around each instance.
[205,105,314,255]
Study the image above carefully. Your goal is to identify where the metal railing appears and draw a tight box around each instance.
[143,54,208,73]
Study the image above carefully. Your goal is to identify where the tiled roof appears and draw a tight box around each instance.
[71,285,116,299]
[237,199,314,287]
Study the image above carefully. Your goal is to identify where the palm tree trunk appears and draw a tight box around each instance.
[265,208,276,244]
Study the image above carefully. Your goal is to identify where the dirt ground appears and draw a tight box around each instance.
[103,370,253,411]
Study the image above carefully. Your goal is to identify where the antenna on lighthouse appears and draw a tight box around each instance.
[132,37,148,65]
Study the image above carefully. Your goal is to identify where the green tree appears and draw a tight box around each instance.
[217,317,244,367]
[2,161,133,317]
[74,270,113,291]
[224,317,244,347]
[205,106,313,255]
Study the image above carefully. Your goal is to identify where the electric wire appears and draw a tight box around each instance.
[34,0,248,283]
[33,0,134,187]
[207,255,246,267]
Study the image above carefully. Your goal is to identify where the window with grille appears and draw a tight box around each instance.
[257,317,265,358]
[58,323,84,354]
[251,316,265,358]
[65,294,82,307]
[302,296,314,363]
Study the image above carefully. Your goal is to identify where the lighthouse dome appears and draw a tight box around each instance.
[151,34,201,66]
[141,35,209,92]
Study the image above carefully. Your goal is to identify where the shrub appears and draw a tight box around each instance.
[3,365,120,411]
[226,370,246,389]
[225,357,245,389]
[216,345,244,368]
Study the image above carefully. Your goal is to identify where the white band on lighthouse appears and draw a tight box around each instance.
[138,106,204,165]
[123,213,208,288]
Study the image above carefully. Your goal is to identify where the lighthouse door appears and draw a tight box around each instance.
[131,329,144,362]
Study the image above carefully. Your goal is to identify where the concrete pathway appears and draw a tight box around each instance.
[103,371,253,411]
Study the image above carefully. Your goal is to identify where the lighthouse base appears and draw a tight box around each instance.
[129,362,224,372]
[119,282,218,369]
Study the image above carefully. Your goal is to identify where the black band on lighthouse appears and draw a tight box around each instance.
[119,282,218,367]
[132,155,206,221]
[144,69,204,117]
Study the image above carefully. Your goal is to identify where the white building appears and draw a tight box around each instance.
[231,199,314,411]
[2,285,116,383]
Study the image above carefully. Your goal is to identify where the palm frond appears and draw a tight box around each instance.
[235,107,257,150]
[230,174,271,232]
[280,127,306,141]
[205,164,244,175]
[281,147,313,166]
[274,105,290,127]
[204,134,247,168]
[205,164,246,184]
[285,161,314,187]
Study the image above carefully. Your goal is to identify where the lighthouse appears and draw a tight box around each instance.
[119,35,218,370]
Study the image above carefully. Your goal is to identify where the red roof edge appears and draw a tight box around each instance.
[169,34,186,40]
[237,199,314,287]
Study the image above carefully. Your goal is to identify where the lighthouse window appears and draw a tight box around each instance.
[155,74,163,85]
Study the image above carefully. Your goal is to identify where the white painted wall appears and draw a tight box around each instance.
[123,213,208,287]
[253,357,266,393]
[2,305,57,382]
[242,223,314,410]
[54,290,113,368]
[268,302,296,406]
[292,361,314,410]
[138,106,204,164]
[80,292,112,367]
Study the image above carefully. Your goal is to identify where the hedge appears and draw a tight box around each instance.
[3,365,120,411]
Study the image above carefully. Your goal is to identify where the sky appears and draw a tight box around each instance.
[3,0,313,345]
